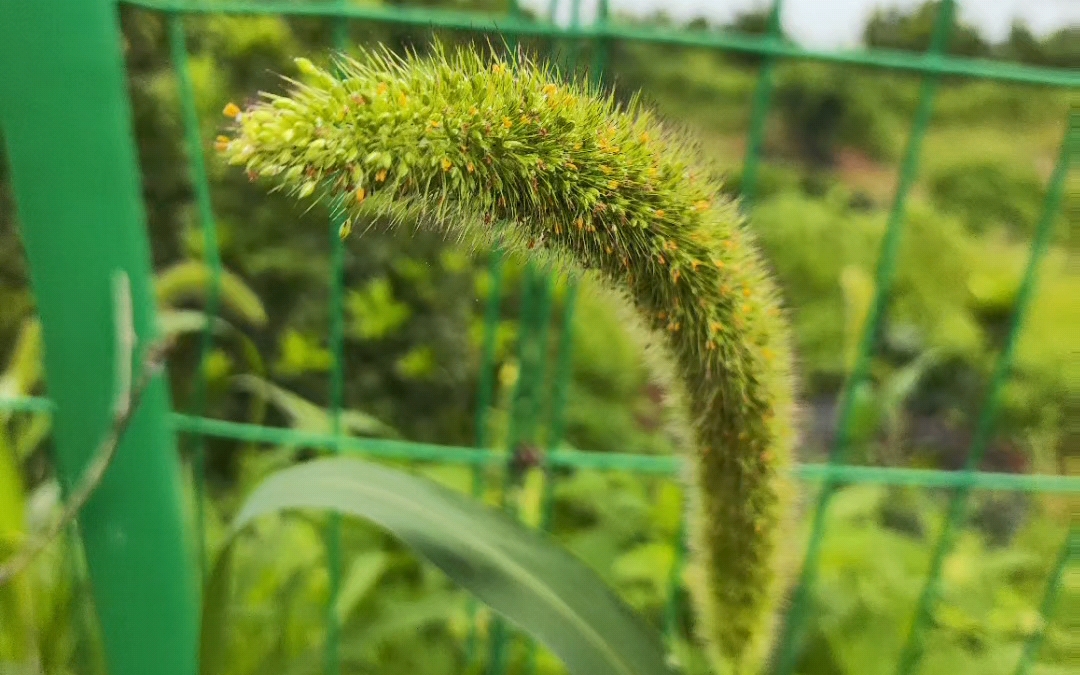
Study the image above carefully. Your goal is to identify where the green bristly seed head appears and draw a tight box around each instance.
[218,42,798,674]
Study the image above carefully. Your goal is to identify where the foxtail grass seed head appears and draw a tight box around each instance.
[218,42,797,675]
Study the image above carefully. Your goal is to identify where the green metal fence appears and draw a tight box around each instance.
[0,2,1076,675]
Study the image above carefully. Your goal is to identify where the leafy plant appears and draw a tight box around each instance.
[774,63,898,165]
[156,259,269,329]
[928,160,1046,238]
[231,373,396,438]
[202,457,677,675]
[0,319,49,672]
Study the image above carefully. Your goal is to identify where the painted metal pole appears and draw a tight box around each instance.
[0,2,199,675]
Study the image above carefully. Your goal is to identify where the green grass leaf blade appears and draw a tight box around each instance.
[209,456,677,675]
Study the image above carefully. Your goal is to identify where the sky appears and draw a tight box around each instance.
[522,0,1080,49]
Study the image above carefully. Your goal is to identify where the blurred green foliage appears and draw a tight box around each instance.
[0,1,1075,674]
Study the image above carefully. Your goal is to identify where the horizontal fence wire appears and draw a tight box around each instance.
[158,414,1076,493]
[2,395,1078,494]
[118,0,1080,87]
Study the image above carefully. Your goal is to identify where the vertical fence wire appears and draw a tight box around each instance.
[488,264,554,675]
[1013,527,1076,675]
[524,276,578,674]
[771,2,956,673]
[167,14,224,584]
[527,6,586,671]
[590,0,610,83]
[560,0,583,70]
[465,249,505,668]
[545,0,559,25]
[739,0,783,207]
[324,7,352,675]
[486,265,538,675]
[662,514,687,641]
[893,113,1076,675]
[518,271,554,452]
[324,204,346,675]
[465,250,504,667]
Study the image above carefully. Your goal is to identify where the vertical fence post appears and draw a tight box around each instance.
[740,0,784,207]
[0,2,199,675]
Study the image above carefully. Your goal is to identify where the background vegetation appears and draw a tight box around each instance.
[1,1,1076,674]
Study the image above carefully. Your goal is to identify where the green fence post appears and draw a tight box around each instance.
[0,3,199,675]
[740,0,784,206]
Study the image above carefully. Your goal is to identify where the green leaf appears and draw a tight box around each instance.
[880,348,941,421]
[0,319,42,404]
[347,277,411,340]
[840,265,874,375]
[157,309,231,339]
[199,529,235,675]
[350,590,459,648]
[334,550,390,624]
[155,260,269,328]
[0,427,26,548]
[231,374,396,438]
[13,413,51,462]
[202,457,677,675]
[273,329,331,376]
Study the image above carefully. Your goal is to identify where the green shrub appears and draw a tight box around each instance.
[774,63,899,165]
[927,159,1077,250]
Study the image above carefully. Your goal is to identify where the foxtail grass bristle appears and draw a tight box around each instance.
[218,42,798,674]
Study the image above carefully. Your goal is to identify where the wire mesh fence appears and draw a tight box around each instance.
[0,2,1076,675]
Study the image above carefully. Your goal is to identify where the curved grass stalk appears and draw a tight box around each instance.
[217,43,798,674]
